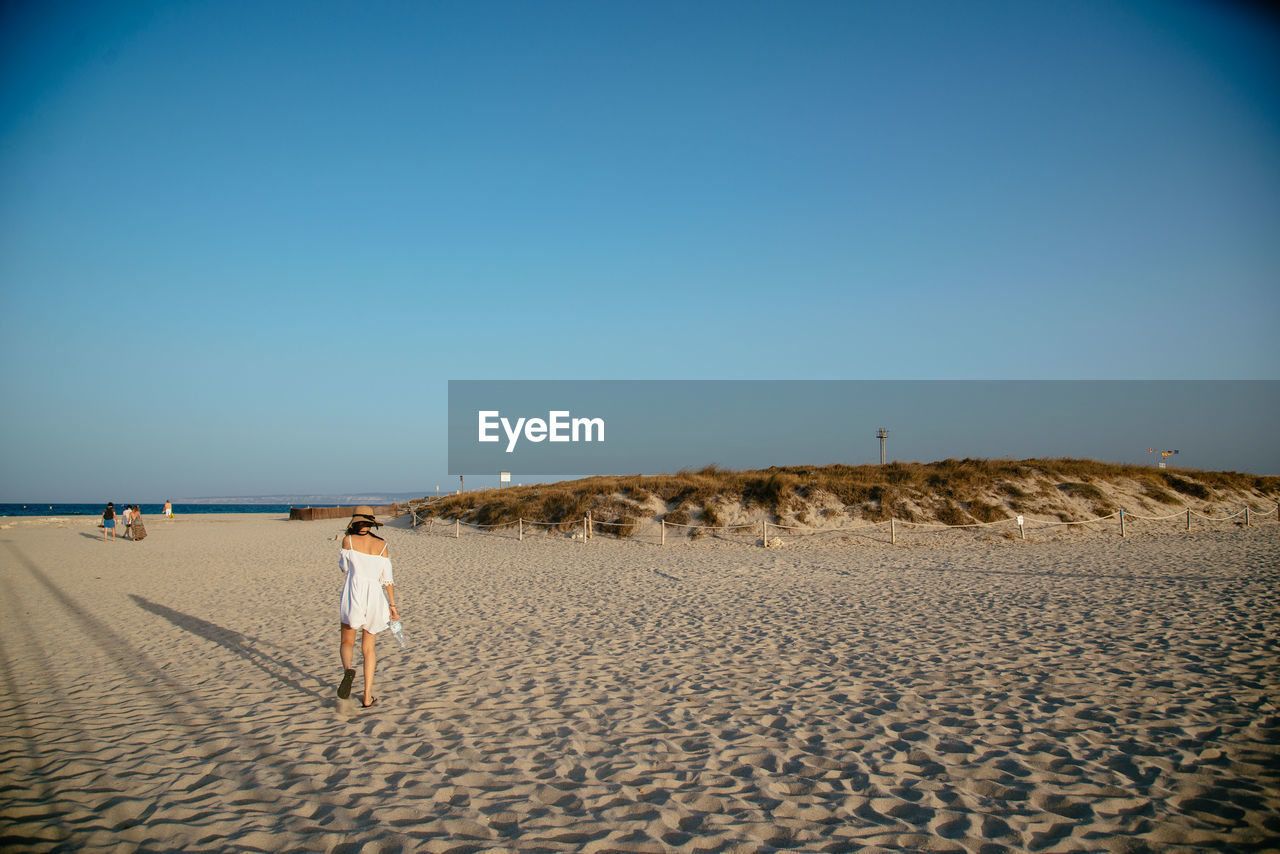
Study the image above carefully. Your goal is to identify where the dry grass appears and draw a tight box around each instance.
[409,459,1279,530]
[1162,473,1213,500]
[663,508,691,527]
[1140,480,1182,505]
[1057,483,1120,516]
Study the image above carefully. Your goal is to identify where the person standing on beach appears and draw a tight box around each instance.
[336,506,399,709]
[121,504,134,540]
[163,500,173,519]
[102,502,116,541]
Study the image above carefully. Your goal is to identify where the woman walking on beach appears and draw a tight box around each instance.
[130,506,147,541]
[337,506,399,708]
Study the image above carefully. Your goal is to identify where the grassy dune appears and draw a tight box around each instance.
[409,459,1280,538]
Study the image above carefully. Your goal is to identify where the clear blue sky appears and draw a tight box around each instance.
[2,1,1278,500]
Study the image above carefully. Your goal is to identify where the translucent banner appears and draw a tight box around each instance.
[447,380,1279,476]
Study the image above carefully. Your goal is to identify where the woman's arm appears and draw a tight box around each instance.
[384,583,398,617]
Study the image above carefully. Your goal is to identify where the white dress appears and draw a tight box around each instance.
[339,538,394,634]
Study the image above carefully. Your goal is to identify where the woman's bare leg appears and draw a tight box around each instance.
[361,630,377,704]
[340,624,356,671]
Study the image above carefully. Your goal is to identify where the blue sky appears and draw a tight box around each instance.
[2,1,1278,500]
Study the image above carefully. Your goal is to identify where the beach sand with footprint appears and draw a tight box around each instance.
[1,513,1276,851]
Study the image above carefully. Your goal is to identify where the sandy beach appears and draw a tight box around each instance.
[1,513,1277,852]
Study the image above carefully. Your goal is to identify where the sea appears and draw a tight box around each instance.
[1,493,424,518]
[0,503,293,517]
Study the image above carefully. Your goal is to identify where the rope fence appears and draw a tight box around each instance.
[407,500,1280,547]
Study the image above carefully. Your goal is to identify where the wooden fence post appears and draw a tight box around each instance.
[519,518,523,541]
[1120,510,1125,538]
[587,511,592,539]
[455,519,459,538]
[1186,509,1191,531]
[661,519,665,546]
[762,520,768,548]
[890,518,896,545]
[583,516,587,543]
[1245,507,1250,528]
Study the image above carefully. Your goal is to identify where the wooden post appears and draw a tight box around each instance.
[588,511,593,539]
[661,519,665,546]
[890,518,896,545]
[1120,510,1125,538]
[519,518,523,541]
[583,515,588,543]
[1186,509,1191,531]
[455,518,460,538]
[762,520,768,548]
[1018,515,1025,540]
[1245,507,1250,528]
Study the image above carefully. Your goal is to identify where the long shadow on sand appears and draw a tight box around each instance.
[3,542,369,847]
[78,531,130,541]
[129,595,325,701]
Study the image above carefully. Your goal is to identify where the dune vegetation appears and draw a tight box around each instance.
[408,459,1280,539]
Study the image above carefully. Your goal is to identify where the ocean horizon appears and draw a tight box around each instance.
[0,494,422,518]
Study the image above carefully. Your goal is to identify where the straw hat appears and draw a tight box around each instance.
[349,505,383,527]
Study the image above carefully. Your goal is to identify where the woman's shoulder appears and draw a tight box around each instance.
[341,532,388,555]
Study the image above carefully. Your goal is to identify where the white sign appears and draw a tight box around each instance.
[500,471,511,483]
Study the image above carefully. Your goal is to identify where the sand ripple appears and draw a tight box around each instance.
[1,518,1278,851]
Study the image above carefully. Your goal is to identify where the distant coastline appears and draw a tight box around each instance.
[0,493,423,518]
[0,503,293,518]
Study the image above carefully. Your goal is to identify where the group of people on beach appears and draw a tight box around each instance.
[100,502,149,541]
